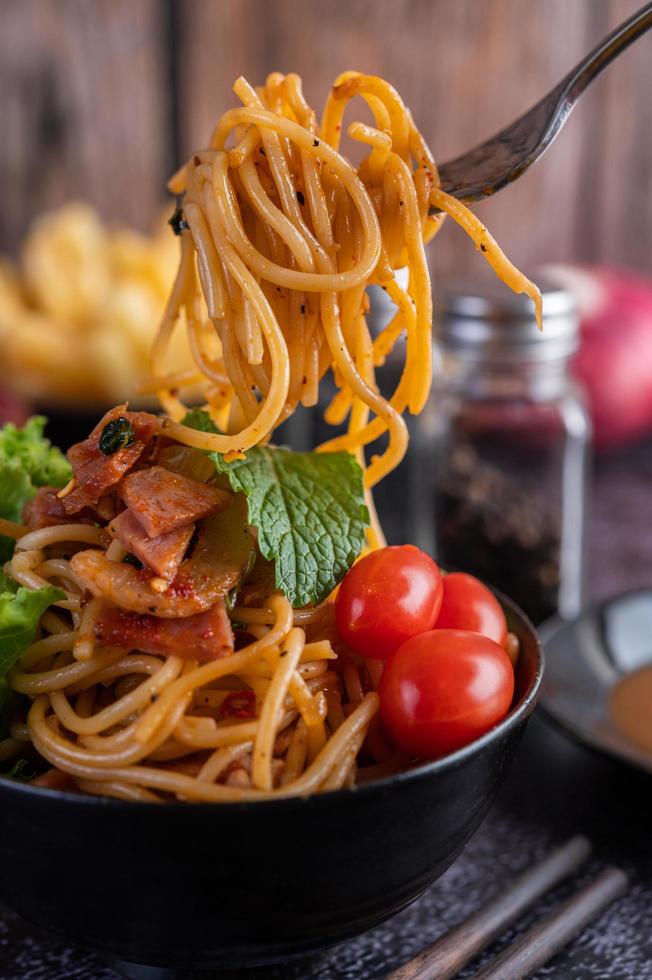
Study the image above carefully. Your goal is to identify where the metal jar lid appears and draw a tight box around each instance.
[434,274,578,361]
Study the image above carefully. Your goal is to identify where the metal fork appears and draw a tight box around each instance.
[433,2,652,207]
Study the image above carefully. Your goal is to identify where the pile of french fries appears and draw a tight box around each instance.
[0,203,193,407]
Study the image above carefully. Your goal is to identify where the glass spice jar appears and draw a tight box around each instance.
[412,277,591,624]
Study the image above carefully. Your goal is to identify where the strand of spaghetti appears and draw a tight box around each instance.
[197,743,253,783]
[227,125,260,168]
[341,655,365,704]
[36,558,86,592]
[49,656,183,736]
[40,610,74,636]
[298,660,330,679]
[319,289,408,487]
[288,671,324,727]
[8,554,80,611]
[75,689,97,720]
[136,368,204,396]
[75,779,163,803]
[373,275,416,365]
[15,525,107,551]
[430,187,543,328]
[322,70,385,150]
[320,273,420,456]
[237,157,315,271]
[21,632,76,670]
[134,594,293,743]
[209,107,381,291]
[184,202,226,319]
[252,627,304,790]
[234,76,323,268]
[10,649,125,695]
[281,692,379,794]
[32,684,372,800]
[340,75,410,158]
[8,720,30,741]
[72,596,103,662]
[214,149,323,297]
[150,231,197,420]
[348,121,392,152]
[281,719,308,784]
[325,688,347,731]
[174,717,257,749]
[174,712,296,753]
[233,77,306,225]
[28,692,192,771]
[67,654,167,693]
[321,724,367,790]
[0,518,27,540]
[209,316,259,423]
[305,691,328,760]
[30,715,266,801]
[240,292,264,365]
[385,152,433,413]
[159,200,290,455]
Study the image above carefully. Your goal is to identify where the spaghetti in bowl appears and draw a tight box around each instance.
[0,591,542,969]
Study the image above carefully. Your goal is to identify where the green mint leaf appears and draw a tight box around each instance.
[183,410,369,606]
[181,407,224,434]
[0,416,71,561]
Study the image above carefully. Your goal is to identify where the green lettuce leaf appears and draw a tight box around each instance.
[183,410,369,606]
[0,570,65,716]
[0,417,71,561]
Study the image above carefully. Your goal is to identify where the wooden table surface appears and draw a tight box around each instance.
[0,435,651,979]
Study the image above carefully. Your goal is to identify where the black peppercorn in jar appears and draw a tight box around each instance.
[412,277,591,624]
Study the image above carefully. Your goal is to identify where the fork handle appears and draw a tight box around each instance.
[559,1,652,107]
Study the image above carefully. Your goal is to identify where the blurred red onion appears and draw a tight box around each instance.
[544,264,652,451]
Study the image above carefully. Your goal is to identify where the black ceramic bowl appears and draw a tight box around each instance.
[0,595,543,972]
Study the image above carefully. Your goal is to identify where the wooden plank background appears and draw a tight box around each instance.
[1,0,650,279]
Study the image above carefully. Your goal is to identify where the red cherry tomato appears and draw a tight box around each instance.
[379,629,514,758]
[435,573,508,647]
[335,546,443,660]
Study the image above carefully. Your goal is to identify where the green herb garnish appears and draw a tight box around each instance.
[183,410,369,606]
[99,417,135,456]
[2,758,37,782]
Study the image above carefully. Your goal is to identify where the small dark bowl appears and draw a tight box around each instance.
[0,595,543,972]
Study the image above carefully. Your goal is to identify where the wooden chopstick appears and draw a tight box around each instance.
[471,866,628,980]
[388,835,592,980]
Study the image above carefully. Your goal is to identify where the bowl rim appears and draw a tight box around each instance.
[0,592,544,813]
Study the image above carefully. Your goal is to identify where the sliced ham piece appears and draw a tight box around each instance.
[24,487,70,529]
[30,768,78,792]
[94,601,234,661]
[23,487,94,530]
[109,510,194,581]
[120,466,231,537]
[64,404,158,515]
